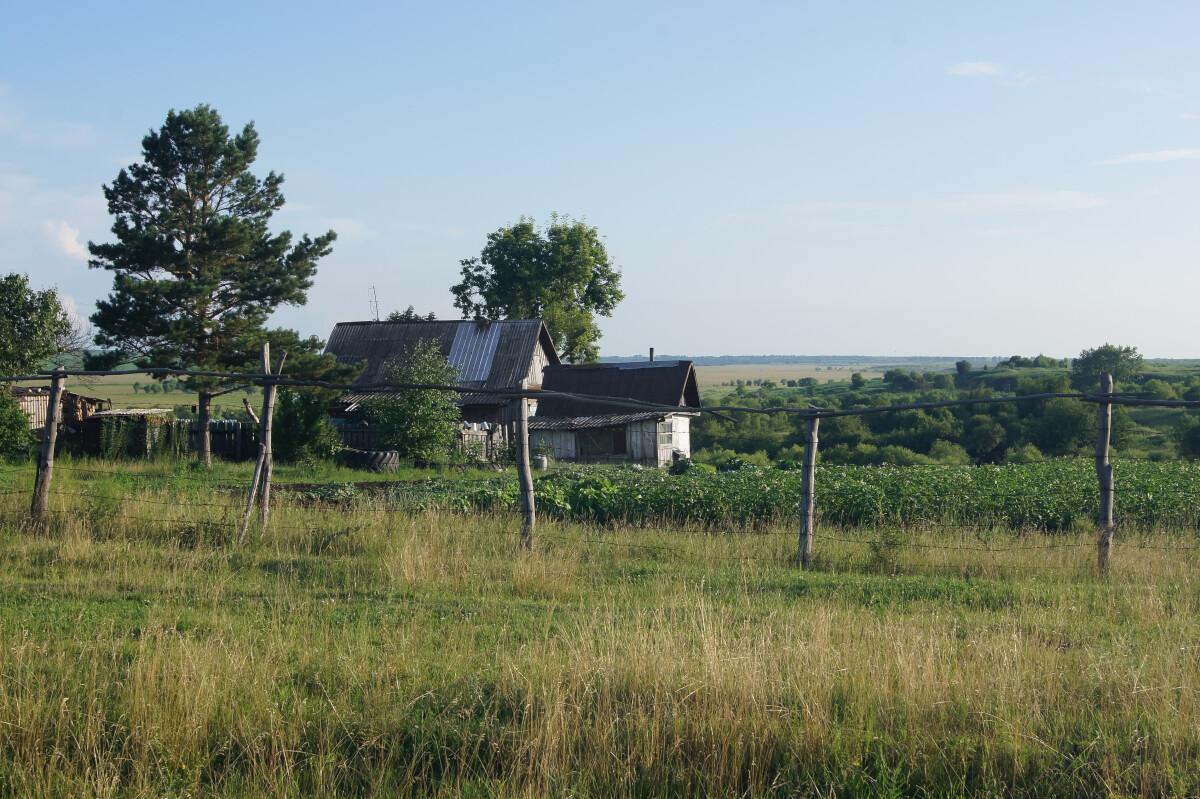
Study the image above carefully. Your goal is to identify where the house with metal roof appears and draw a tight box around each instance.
[529,360,702,467]
[323,319,561,441]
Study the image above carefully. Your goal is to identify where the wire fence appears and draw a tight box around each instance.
[10,364,1200,571]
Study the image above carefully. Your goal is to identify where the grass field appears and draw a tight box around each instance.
[3,458,1200,796]
[696,364,883,390]
[15,374,260,417]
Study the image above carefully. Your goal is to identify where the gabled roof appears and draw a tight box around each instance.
[535,360,702,418]
[324,320,561,398]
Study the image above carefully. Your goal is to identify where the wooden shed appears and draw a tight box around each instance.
[529,361,702,467]
[323,319,561,448]
[14,387,111,434]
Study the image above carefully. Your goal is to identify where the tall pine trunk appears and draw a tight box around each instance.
[198,391,212,469]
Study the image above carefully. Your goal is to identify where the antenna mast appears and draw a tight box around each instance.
[368,286,380,321]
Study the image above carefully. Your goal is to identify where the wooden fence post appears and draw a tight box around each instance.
[31,367,66,522]
[239,344,270,545]
[1096,372,1115,571]
[798,412,820,569]
[516,391,535,549]
[258,350,285,526]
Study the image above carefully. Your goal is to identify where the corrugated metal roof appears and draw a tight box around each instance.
[528,411,678,430]
[535,361,702,418]
[449,322,503,382]
[90,408,173,417]
[325,319,560,405]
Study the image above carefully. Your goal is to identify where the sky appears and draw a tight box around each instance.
[2,1,1197,359]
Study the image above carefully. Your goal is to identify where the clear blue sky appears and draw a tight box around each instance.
[3,1,1197,358]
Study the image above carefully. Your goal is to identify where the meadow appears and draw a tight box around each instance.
[3,457,1200,796]
[695,364,880,391]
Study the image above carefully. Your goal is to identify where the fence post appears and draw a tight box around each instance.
[516,391,535,549]
[239,344,275,545]
[1096,372,1115,571]
[258,350,285,526]
[31,367,66,522]
[798,412,820,569]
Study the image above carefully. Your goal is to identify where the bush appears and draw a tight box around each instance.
[366,339,461,464]
[1004,443,1045,464]
[0,391,36,463]
[1173,414,1200,460]
[928,440,971,465]
[274,389,344,463]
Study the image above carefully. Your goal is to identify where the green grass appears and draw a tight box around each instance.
[3,459,1200,796]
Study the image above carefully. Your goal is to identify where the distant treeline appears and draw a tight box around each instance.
[693,357,1200,469]
[603,354,1007,368]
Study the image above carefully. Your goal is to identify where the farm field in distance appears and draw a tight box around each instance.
[15,372,260,417]
[4,457,1200,797]
[695,363,882,390]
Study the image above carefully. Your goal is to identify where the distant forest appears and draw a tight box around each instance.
[690,354,1200,468]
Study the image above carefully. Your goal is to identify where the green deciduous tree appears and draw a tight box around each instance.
[0,392,37,464]
[366,339,461,463]
[87,105,335,466]
[451,215,623,363]
[0,273,71,375]
[387,306,437,321]
[1071,344,1144,390]
[1174,413,1200,460]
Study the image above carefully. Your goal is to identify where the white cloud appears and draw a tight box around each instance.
[1098,149,1200,165]
[1181,113,1199,120]
[42,219,89,260]
[948,61,1003,78]
[1116,78,1178,100]
[929,191,1104,213]
[0,85,97,148]
[320,217,377,240]
[948,61,1036,87]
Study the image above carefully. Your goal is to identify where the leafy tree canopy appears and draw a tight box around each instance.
[0,273,71,375]
[387,306,437,321]
[1071,344,1144,390]
[451,215,623,363]
[366,339,461,463]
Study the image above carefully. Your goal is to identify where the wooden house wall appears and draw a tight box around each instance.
[530,429,576,460]
[17,393,49,431]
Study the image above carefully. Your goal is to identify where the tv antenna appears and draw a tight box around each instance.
[368,286,380,321]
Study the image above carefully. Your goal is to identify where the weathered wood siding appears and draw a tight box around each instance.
[530,429,576,460]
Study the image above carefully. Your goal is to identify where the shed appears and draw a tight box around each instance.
[530,361,702,467]
[323,319,561,447]
[13,387,111,434]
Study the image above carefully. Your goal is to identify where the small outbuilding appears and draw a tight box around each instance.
[529,360,702,467]
[323,319,561,452]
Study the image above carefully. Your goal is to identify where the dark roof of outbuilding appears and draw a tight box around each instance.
[529,411,688,431]
[535,361,702,418]
[324,319,560,399]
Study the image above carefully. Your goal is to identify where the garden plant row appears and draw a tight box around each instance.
[371,460,1200,531]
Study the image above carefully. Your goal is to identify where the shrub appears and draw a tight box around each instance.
[1004,443,1044,464]
[0,391,36,463]
[929,440,971,465]
[366,339,461,464]
[274,389,344,463]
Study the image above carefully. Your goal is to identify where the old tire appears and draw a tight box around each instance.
[342,448,400,473]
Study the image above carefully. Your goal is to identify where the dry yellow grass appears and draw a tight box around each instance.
[2,461,1200,796]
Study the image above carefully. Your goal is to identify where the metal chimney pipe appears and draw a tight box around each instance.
[649,347,655,362]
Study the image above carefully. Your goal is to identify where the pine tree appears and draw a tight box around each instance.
[88,105,335,466]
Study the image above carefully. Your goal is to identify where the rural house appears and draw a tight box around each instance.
[529,360,702,467]
[323,319,561,451]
